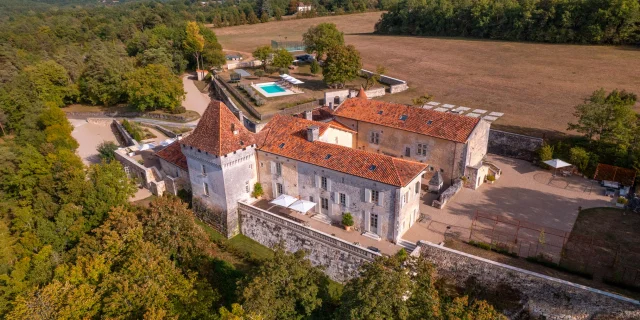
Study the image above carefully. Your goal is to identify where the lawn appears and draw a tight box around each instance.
[214,12,640,138]
[561,207,640,292]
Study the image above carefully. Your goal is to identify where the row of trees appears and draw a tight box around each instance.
[375,0,640,44]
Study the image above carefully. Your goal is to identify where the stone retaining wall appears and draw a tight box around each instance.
[360,69,408,94]
[432,179,463,209]
[112,119,139,148]
[365,87,386,98]
[488,129,544,161]
[238,201,380,282]
[65,111,198,123]
[415,241,640,320]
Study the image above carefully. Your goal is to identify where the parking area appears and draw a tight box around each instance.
[70,118,119,165]
[403,155,613,256]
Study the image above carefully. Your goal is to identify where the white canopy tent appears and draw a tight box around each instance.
[544,159,572,176]
[288,199,316,213]
[280,74,304,85]
[269,194,298,207]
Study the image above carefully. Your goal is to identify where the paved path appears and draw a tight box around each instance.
[181,74,211,125]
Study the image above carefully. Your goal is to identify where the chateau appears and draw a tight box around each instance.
[157,90,492,242]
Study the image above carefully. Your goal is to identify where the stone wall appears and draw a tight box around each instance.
[112,119,139,148]
[488,129,544,161]
[65,111,198,123]
[365,87,386,98]
[359,69,408,94]
[238,201,380,282]
[432,179,463,209]
[415,241,640,320]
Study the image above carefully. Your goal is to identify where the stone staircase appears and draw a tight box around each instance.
[311,213,332,225]
[398,239,417,252]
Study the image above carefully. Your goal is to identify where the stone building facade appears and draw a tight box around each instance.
[333,91,492,189]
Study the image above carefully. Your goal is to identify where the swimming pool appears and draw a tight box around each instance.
[251,82,298,98]
[258,83,286,94]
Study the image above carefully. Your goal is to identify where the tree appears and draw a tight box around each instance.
[254,69,265,79]
[184,21,205,71]
[271,48,293,69]
[138,47,175,71]
[310,60,320,75]
[124,64,185,112]
[24,60,76,108]
[569,147,590,174]
[0,109,6,135]
[241,246,325,319]
[199,24,226,69]
[83,161,137,228]
[252,45,273,70]
[220,303,264,320]
[303,23,345,60]
[364,65,386,90]
[78,45,134,106]
[97,141,119,162]
[322,45,361,88]
[568,89,638,147]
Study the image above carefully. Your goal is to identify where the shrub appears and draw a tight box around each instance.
[310,60,320,74]
[467,240,518,258]
[254,69,265,78]
[569,146,590,173]
[122,119,143,141]
[170,106,187,114]
[278,68,288,75]
[486,175,496,182]
[251,182,264,198]
[617,196,628,204]
[342,212,354,226]
[97,141,119,162]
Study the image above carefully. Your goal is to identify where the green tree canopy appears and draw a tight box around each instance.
[252,45,273,70]
[78,45,134,106]
[241,246,325,319]
[124,64,185,112]
[303,23,345,59]
[322,45,362,88]
[184,21,205,70]
[271,48,294,69]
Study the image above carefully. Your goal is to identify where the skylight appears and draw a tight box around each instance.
[400,115,408,121]
[278,143,285,148]
[369,165,377,171]
[325,154,332,159]
[377,110,383,115]
[427,120,433,125]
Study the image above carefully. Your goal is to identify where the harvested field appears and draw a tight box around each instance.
[214,12,640,137]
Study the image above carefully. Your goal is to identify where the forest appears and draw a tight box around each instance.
[375,0,640,44]
[0,1,508,319]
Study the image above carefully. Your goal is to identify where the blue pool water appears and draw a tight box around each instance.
[259,84,286,94]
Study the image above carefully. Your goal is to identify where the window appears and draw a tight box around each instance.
[204,183,210,196]
[405,147,411,157]
[403,192,408,204]
[246,181,250,193]
[429,166,434,172]
[369,132,380,145]
[335,137,339,144]
[415,181,420,194]
[276,183,283,196]
[202,164,207,176]
[276,162,282,176]
[321,176,328,190]
[339,193,346,206]
[321,197,329,210]
[309,196,314,203]
[370,213,379,230]
[371,190,379,204]
[417,144,427,156]
[334,96,340,104]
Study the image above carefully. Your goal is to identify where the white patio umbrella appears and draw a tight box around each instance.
[269,194,297,207]
[544,159,572,176]
[288,199,316,213]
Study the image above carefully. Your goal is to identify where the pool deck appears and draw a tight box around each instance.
[252,81,299,98]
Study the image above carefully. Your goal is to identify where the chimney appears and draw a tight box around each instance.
[304,110,313,120]
[307,125,319,142]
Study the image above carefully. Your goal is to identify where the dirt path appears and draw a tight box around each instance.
[181,74,212,124]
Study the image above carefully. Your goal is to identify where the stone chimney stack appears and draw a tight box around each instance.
[307,125,319,142]
[304,110,313,120]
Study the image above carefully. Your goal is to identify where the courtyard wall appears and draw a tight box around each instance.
[415,241,640,320]
[488,129,543,161]
[238,201,380,282]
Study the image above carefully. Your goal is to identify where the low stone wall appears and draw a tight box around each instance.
[488,129,544,161]
[432,179,463,209]
[114,149,153,188]
[238,201,380,282]
[112,119,139,148]
[65,111,198,123]
[360,69,408,94]
[416,241,640,319]
[365,87,386,98]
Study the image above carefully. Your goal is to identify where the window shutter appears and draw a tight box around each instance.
[272,182,277,198]
[315,175,320,188]
[327,178,332,192]
[365,189,372,203]
[364,211,370,231]
[345,195,350,207]
[315,194,321,213]
[270,161,276,174]
[377,192,384,206]
[333,192,339,203]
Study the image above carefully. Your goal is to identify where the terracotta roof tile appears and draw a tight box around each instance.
[156,141,187,171]
[293,106,334,122]
[335,98,480,143]
[327,120,356,133]
[181,101,256,156]
[257,115,426,186]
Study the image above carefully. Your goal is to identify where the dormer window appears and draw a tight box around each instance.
[399,115,408,121]
[427,120,433,125]
[369,165,377,171]
[325,154,332,159]
[279,143,285,149]
[377,110,383,115]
